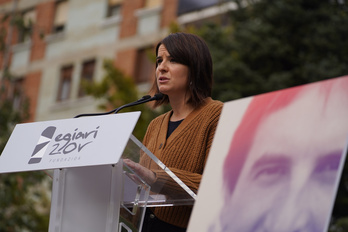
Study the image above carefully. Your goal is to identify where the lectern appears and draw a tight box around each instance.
[0,112,196,232]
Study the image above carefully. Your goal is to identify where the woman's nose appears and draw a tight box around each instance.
[157,61,168,72]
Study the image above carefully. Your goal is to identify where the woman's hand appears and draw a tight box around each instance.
[123,159,156,185]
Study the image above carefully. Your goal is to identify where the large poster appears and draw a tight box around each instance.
[188,76,348,232]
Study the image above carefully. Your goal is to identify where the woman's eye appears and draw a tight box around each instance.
[170,58,177,63]
[156,59,162,64]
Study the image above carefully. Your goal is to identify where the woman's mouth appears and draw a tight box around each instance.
[158,76,169,83]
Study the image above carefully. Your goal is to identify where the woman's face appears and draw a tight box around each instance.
[156,44,190,98]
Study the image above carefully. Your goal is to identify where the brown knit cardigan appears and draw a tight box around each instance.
[141,97,223,228]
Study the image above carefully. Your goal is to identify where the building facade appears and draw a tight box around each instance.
[0,0,235,122]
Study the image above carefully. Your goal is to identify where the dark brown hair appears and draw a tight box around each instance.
[151,32,213,108]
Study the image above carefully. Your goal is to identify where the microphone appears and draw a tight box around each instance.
[74,93,163,118]
[114,93,163,114]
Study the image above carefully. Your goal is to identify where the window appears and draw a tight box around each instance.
[12,78,25,111]
[107,0,123,17]
[78,59,96,97]
[17,9,36,43]
[144,0,162,8]
[57,65,73,101]
[53,0,68,33]
[135,48,155,83]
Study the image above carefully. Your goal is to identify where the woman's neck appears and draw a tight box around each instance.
[169,95,194,121]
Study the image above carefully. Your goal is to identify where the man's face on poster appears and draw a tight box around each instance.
[220,86,348,232]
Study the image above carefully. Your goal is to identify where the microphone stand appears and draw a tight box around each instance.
[74,93,163,118]
[114,93,163,114]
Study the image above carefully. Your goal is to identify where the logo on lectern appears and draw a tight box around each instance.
[28,126,100,164]
[28,126,56,164]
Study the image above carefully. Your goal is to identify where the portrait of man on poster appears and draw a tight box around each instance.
[212,76,348,232]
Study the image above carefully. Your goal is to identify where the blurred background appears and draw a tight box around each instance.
[0,0,348,231]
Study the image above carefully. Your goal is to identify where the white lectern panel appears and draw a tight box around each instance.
[0,112,140,173]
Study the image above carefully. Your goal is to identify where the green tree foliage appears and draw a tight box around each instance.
[198,0,348,102]
[83,59,160,140]
[0,86,50,232]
